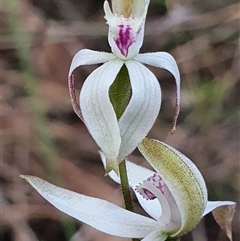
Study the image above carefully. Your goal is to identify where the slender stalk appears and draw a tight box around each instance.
[119,160,140,241]
[119,160,133,211]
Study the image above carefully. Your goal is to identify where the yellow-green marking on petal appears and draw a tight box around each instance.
[138,138,208,237]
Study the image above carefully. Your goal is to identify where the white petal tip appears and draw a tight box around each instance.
[20,175,29,181]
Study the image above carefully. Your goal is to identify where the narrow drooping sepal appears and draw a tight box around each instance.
[80,59,124,174]
[138,138,208,237]
[134,52,180,133]
[117,60,161,161]
[204,201,236,241]
[68,49,115,120]
[20,175,159,238]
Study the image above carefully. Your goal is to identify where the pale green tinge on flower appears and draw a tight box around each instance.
[138,138,208,236]
[104,139,236,240]
[104,0,150,59]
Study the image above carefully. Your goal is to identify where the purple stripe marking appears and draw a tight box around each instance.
[115,24,135,57]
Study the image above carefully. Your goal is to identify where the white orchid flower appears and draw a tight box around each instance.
[68,0,180,174]
[20,139,235,241]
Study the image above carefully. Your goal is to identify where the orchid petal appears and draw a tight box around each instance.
[80,59,124,174]
[134,52,180,133]
[68,49,115,76]
[204,201,236,241]
[21,175,159,238]
[138,138,208,237]
[117,60,161,161]
[68,49,115,120]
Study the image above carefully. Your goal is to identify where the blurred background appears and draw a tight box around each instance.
[1,0,239,240]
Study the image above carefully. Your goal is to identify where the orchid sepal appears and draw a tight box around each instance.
[20,175,159,238]
[79,59,124,174]
[68,49,116,120]
[134,52,180,133]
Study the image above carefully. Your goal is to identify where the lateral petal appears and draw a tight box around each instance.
[138,138,208,237]
[21,175,159,238]
[68,49,115,120]
[69,49,115,75]
[117,60,161,161]
[134,52,180,133]
[80,59,124,173]
[204,201,236,241]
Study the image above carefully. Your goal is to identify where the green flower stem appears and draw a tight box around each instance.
[119,160,140,241]
[119,160,134,211]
